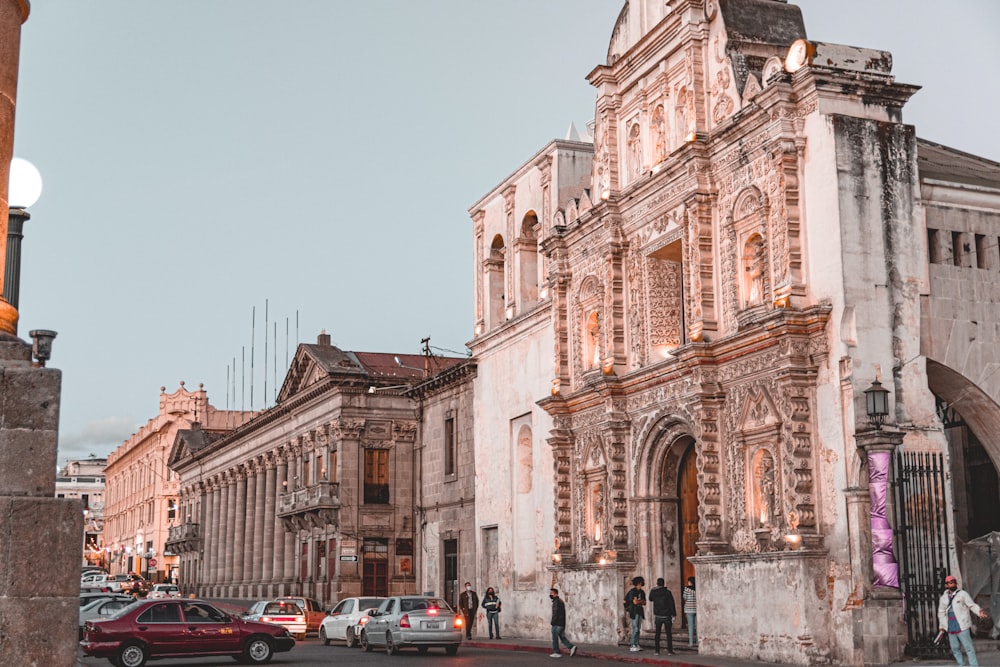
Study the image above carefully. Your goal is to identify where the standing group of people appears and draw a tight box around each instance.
[462,575,698,658]
[458,582,503,641]
[623,575,697,654]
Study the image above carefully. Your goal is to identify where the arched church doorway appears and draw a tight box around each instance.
[678,443,699,585]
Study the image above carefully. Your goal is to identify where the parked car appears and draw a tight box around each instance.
[112,574,151,597]
[348,606,381,648]
[319,596,386,646]
[362,595,463,655]
[80,573,115,593]
[80,592,132,607]
[78,596,135,639]
[80,598,295,667]
[147,583,181,600]
[278,595,326,634]
[242,599,307,639]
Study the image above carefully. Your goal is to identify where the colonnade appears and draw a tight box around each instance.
[178,445,302,600]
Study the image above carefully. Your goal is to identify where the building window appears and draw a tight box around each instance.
[444,416,456,477]
[364,449,390,504]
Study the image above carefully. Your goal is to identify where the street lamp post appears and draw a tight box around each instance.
[5,157,41,317]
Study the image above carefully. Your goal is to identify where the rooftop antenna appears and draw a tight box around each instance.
[250,306,256,411]
[241,345,246,413]
[285,316,289,371]
[273,320,278,404]
[264,299,269,408]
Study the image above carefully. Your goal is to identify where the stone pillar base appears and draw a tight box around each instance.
[859,590,906,665]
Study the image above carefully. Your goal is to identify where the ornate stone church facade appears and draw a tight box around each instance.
[468,1,1000,665]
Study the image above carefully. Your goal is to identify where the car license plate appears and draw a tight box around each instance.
[423,621,442,629]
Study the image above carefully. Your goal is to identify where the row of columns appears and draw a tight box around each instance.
[189,447,301,595]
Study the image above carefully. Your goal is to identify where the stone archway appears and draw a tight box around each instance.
[927,360,1000,541]
[634,416,697,597]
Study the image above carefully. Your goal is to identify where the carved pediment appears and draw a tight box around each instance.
[737,387,781,436]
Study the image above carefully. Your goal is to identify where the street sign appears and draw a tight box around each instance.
[339,555,358,562]
[149,558,157,567]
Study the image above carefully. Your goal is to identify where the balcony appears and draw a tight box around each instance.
[277,481,340,531]
[164,522,200,554]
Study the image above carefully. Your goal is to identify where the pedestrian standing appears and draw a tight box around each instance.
[624,576,647,651]
[648,577,676,655]
[458,582,479,640]
[549,588,577,658]
[682,576,697,646]
[482,586,502,639]
[938,574,987,666]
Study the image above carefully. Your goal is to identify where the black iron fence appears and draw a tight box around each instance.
[892,450,951,658]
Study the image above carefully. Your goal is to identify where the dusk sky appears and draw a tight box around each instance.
[10,1,999,466]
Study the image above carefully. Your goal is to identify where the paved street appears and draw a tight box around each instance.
[77,633,1000,667]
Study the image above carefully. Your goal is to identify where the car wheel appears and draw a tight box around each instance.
[445,644,459,656]
[361,629,372,652]
[117,643,148,667]
[243,635,273,664]
[386,631,399,655]
[320,625,330,646]
[346,627,357,648]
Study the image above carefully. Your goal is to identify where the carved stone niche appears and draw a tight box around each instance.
[731,187,771,318]
[736,388,785,547]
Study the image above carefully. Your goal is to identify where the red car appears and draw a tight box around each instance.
[80,598,294,667]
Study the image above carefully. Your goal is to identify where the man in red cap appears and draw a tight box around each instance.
[938,574,988,666]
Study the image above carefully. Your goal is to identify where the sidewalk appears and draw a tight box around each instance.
[464,635,1000,667]
[207,599,1000,666]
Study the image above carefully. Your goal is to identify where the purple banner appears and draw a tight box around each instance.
[868,450,899,588]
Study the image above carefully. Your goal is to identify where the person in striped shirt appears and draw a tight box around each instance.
[682,577,697,646]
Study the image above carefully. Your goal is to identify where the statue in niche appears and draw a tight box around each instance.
[592,483,605,545]
[745,235,766,305]
[586,311,601,368]
[753,450,776,528]
[651,105,666,164]
[627,122,641,182]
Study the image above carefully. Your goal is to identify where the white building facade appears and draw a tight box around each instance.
[467,1,1000,665]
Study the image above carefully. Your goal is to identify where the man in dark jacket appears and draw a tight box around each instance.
[648,577,677,655]
[624,576,647,652]
[549,588,577,658]
[458,582,479,639]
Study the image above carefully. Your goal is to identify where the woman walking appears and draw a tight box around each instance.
[682,576,697,646]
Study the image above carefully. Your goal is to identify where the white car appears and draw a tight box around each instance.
[242,599,307,639]
[78,596,134,639]
[148,584,181,599]
[320,597,386,647]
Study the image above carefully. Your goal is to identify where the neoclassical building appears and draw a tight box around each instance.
[103,384,252,584]
[467,1,999,665]
[167,333,474,606]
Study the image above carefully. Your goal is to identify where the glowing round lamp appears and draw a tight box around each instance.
[9,157,42,208]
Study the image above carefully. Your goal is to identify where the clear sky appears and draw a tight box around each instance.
[10,1,999,466]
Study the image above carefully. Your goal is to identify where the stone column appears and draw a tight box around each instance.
[272,452,288,590]
[240,464,255,590]
[0,6,78,647]
[201,481,214,596]
[853,429,907,665]
[211,479,223,591]
[262,454,277,583]
[252,460,267,583]
[224,472,238,586]
[284,445,302,585]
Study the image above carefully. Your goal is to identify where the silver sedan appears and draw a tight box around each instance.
[362,596,463,656]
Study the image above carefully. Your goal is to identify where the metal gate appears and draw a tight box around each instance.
[892,450,951,658]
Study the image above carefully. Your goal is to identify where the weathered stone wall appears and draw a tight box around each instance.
[694,551,833,665]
